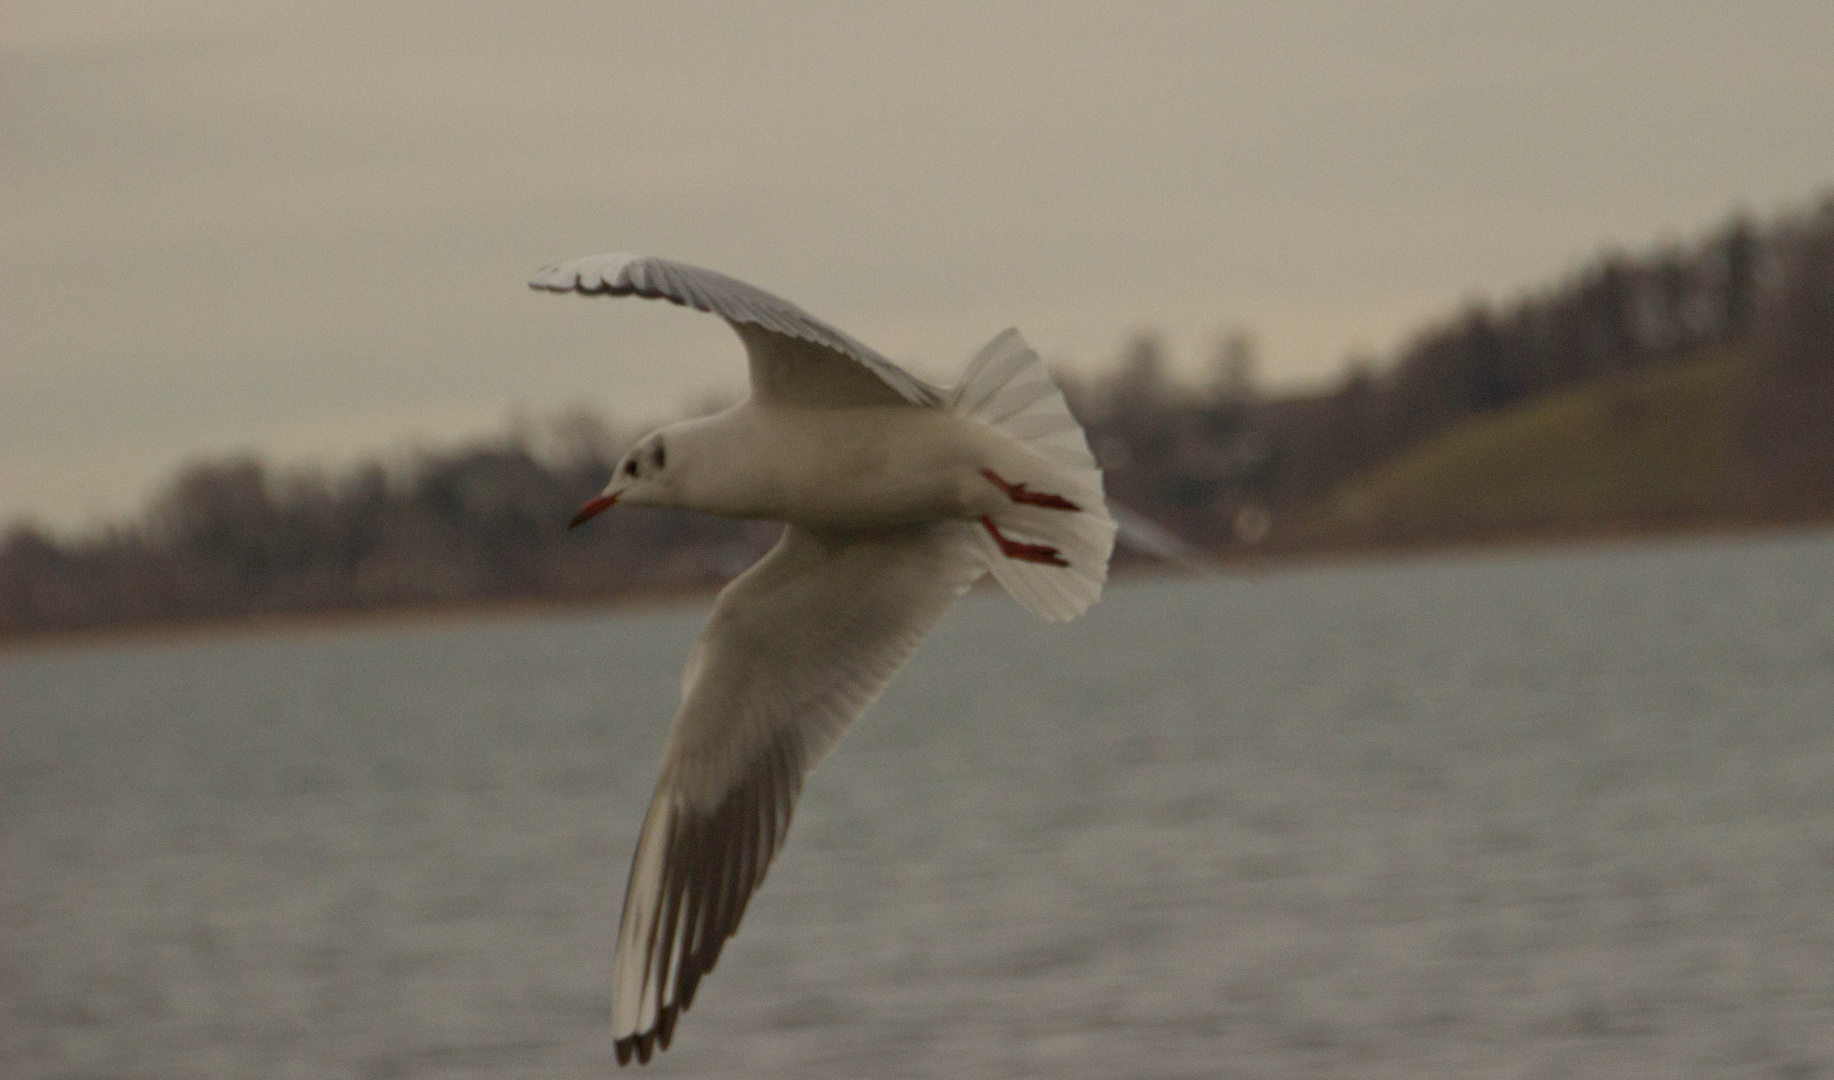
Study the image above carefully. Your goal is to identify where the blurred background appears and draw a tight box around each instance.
[4,3,1833,1077]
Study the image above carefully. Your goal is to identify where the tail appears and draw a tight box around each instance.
[951,329,1117,621]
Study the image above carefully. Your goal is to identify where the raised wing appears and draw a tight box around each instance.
[530,253,943,409]
[610,523,986,1064]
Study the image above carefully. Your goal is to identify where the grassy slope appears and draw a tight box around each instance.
[1306,353,1749,541]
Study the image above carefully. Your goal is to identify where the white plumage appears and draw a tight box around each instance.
[531,253,943,407]
[530,254,1116,1064]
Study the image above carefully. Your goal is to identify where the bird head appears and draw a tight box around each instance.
[569,430,672,528]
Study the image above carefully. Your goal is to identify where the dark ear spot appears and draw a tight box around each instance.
[653,438,666,470]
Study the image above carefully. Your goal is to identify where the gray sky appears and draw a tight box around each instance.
[6,2,1832,532]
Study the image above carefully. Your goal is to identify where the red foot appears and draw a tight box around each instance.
[981,469,1080,511]
[982,516,1069,567]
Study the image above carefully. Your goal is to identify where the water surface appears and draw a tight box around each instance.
[6,533,1833,1078]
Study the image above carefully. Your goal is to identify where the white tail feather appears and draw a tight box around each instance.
[952,329,1116,621]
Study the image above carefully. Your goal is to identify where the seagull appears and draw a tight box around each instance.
[530,254,1116,1065]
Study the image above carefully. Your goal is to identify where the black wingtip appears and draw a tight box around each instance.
[615,1029,657,1066]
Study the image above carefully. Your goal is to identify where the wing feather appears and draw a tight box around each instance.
[610,523,986,1064]
[531,253,944,409]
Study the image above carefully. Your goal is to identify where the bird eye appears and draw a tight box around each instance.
[623,459,638,478]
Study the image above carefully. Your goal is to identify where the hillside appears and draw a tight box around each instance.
[1298,353,1749,544]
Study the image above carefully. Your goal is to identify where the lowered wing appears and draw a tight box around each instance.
[609,523,985,1064]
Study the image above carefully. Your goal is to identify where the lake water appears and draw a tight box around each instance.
[5,532,1833,1079]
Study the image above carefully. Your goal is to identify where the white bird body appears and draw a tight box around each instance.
[529,253,1116,1065]
[627,402,1067,529]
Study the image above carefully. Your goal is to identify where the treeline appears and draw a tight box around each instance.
[1070,194,1834,541]
[4,196,1831,637]
[0,408,791,636]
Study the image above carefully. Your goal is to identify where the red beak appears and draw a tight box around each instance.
[568,493,618,529]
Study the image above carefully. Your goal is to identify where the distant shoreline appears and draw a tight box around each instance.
[0,583,725,654]
[6,518,1829,655]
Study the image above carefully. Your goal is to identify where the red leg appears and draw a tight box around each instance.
[981,516,1069,567]
[981,469,1080,511]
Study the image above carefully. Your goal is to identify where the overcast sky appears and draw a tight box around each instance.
[6,2,1832,531]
